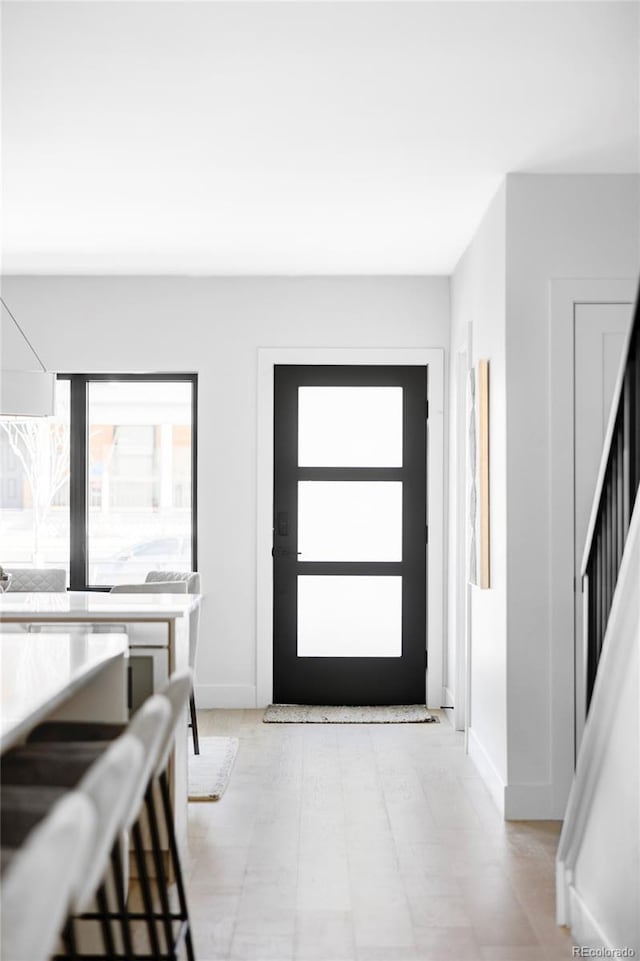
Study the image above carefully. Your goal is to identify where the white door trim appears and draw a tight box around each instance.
[453,344,470,733]
[256,347,445,708]
[549,277,636,815]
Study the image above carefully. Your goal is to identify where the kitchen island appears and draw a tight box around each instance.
[0,631,127,753]
[0,590,200,856]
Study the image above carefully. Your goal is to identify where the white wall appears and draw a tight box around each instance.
[557,497,640,952]
[0,276,450,706]
[573,632,639,951]
[448,173,639,819]
[450,183,508,808]
[505,173,640,818]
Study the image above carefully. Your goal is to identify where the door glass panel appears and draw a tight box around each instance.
[298,387,402,467]
[297,575,402,657]
[298,481,402,561]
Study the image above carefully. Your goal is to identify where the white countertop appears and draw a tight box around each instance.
[0,632,128,752]
[0,591,200,620]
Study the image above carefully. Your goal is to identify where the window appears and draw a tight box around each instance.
[0,379,71,572]
[0,374,197,588]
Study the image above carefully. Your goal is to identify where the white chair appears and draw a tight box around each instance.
[145,570,201,593]
[2,696,172,958]
[27,585,188,709]
[110,581,188,594]
[70,733,149,958]
[5,568,66,591]
[146,670,196,961]
[146,571,201,754]
[0,792,96,961]
[23,674,196,961]
[114,574,201,752]
[109,583,189,713]
[1,734,145,958]
[24,580,183,640]
[116,693,173,958]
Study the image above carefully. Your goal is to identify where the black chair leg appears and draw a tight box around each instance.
[189,693,200,755]
[131,820,162,959]
[61,917,78,960]
[144,786,177,959]
[159,770,195,961]
[111,840,135,961]
[95,883,117,960]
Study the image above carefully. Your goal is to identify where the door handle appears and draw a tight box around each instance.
[272,548,302,558]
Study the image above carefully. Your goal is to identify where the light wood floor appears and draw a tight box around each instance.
[186,710,574,961]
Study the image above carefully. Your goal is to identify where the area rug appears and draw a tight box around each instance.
[263,705,438,724]
[188,736,239,801]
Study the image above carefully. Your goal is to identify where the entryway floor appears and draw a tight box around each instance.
[186,709,574,961]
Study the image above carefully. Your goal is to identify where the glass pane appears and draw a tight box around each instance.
[297,575,401,657]
[87,381,193,586]
[0,379,70,579]
[298,387,402,467]
[298,481,402,561]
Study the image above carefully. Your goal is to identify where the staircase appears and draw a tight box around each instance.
[556,291,640,951]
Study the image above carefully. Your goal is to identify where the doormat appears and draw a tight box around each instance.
[263,705,438,724]
[188,736,239,801]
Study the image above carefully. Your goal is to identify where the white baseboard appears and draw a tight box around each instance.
[442,686,455,708]
[195,684,257,709]
[559,855,631,950]
[467,729,556,820]
[504,781,555,820]
[556,860,570,926]
[567,884,614,951]
[468,727,505,816]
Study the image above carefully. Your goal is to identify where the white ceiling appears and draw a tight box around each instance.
[2,1,638,275]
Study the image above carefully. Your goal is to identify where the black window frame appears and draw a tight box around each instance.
[58,372,198,591]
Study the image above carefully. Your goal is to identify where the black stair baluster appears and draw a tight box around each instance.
[584,300,640,708]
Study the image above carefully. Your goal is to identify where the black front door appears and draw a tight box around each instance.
[273,365,427,705]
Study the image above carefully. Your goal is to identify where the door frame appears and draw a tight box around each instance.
[549,277,636,813]
[453,343,470,734]
[256,347,445,708]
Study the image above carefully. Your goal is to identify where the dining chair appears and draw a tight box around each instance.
[146,669,196,961]
[100,670,196,961]
[111,575,201,753]
[23,672,196,961]
[5,568,66,591]
[23,580,183,640]
[0,792,96,961]
[109,582,188,594]
[1,733,145,959]
[68,730,153,959]
[146,571,201,754]
[2,696,173,959]
[107,693,173,959]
